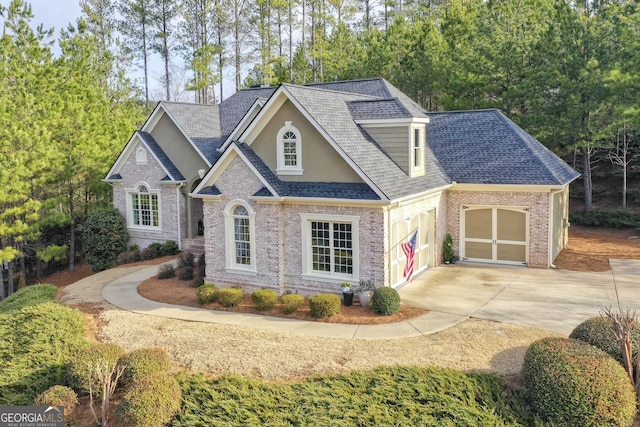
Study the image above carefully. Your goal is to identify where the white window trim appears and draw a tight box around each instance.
[224,199,257,274]
[409,124,425,178]
[124,181,162,231]
[276,121,303,175]
[300,213,359,282]
[135,146,148,165]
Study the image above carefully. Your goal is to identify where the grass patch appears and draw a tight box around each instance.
[0,285,89,405]
[174,366,528,426]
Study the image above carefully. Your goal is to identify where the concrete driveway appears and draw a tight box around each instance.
[399,259,640,335]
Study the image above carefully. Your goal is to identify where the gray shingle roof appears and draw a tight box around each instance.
[281,84,450,199]
[427,110,580,185]
[347,99,412,120]
[219,87,276,138]
[138,131,185,181]
[161,102,221,163]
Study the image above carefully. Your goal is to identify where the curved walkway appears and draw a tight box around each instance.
[102,259,640,339]
[102,265,465,340]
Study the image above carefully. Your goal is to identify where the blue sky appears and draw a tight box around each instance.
[29,0,83,38]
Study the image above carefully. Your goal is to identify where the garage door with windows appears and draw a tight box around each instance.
[461,205,529,266]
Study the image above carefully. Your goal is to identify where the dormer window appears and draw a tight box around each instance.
[410,124,425,177]
[276,121,302,175]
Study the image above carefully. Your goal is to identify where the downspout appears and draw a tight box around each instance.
[548,187,565,268]
[177,182,185,251]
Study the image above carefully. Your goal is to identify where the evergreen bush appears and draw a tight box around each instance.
[190,277,204,288]
[118,373,181,427]
[218,288,244,307]
[161,240,180,256]
[83,208,129,272]
[158,264,176,279]
[196,284,218,305]
[281,294,305,314]
[69,343,125,396]
[34,385,78,410]
[251,289,278,311]
[143,242,164,260]
[371,287,401,315]
[177,252,195,268]
[570,208,640,229]
[309,294,341,318]
[523,337,636,426]
[119,347,172,385]
[178,266,194,281]
[570,316,640,364]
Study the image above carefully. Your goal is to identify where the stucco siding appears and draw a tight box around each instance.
[248,99,363,183]
[112,140,186,249]
[446,190,550,268]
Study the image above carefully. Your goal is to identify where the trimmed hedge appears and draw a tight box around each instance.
[118,373,181,427]
[0,286,88,405]
[34,385,78,410]
[83,207,129,272]
[281,294,305,314]
[218,288,244,307]
[251,289,278,311]
[570,316,640,364]
[570,208,640,229]
[523,337,636,426]
[371,286,401,315]
[69,343,125,396]
[196,284,218,305]
[309,294,341,318]
[161,241,180,256]
[120,347,172,385]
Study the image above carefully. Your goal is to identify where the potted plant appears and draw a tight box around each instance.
[341,281,353,306]
[356,279,376,308]
[443,233,454,264]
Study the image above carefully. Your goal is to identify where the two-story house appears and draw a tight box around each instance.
[104,78,579,294]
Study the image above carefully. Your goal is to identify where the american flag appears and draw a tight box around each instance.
[401,231,418,282]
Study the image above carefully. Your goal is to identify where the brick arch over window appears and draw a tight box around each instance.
[276,121,302,175]
[223,200,256,272]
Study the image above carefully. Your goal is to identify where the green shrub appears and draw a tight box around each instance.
[251,289,278,311]
[196,284,218,305]
[190,277,204,288]
[83,208,129,272]
[129,244,139,252]
[309,294,341,318]
[0,284,57,314]
[218,288,244,307]
[69,343,125,396]
[570,208,640,229]
[371,286,401,315]
[116,248,141,265]
[179,266,194,281]
[570,316,640,364]
[0,295,88,405]
[120,348,172,385]
[34,385,78,426]
[144,242,164,260]
[161,240,180,256]
[118,373,181,427]
[281,294,305,314]
[523,337,636,426]
[158,264,176,279]
[177,252,195,268]
[198,253,205,266]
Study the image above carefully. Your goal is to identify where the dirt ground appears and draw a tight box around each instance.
[50,225,639,381]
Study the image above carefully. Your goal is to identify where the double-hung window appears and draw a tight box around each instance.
[225,200,256,273]
[301,213,359,280]
[130,184,160,228]
[276,121,302,175]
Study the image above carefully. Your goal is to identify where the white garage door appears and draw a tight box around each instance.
[461,205,529,266]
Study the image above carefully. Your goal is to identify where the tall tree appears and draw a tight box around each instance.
[150,0,178,101]
[118,0,154,105]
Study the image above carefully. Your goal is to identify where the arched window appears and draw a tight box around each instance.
[129,183,160,228]
[276,121,302,175]
[135,147,148,165]
[224,200,256,272]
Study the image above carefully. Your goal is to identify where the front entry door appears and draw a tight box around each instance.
[461,206,529,265]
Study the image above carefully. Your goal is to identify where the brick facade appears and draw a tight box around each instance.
[446,190,551,268]
[111,140,187,249]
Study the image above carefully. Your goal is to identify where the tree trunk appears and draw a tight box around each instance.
[582,146,592,211]
[7,259,14,296]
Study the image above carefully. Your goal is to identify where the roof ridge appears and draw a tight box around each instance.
[161,101,219,107]
[426,108,499,115]
[282,83,380,99]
